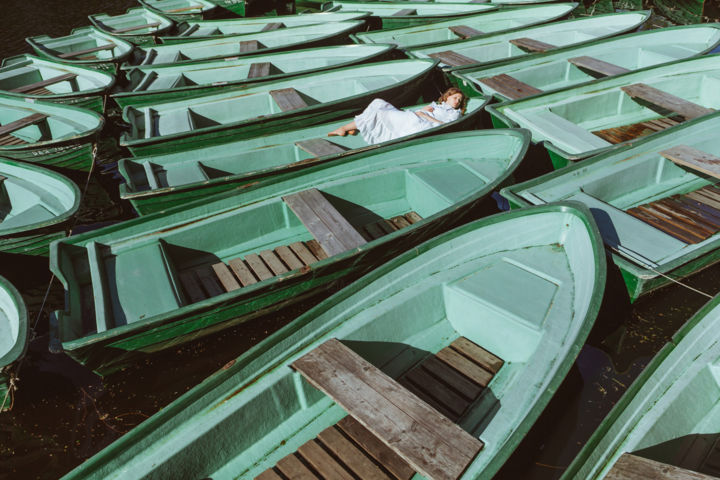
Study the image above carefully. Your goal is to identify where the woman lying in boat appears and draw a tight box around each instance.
[328,87,467,144]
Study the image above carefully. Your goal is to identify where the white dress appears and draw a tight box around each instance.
[354,98,462,145]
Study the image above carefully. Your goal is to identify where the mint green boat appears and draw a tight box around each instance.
[50,129,529,375]
[0,94,104,171]
[323,1,496,29]
[0,54,115,113]
[126,21,366,65]
[500,110,720,302]
[57,201,605,479]
[112,43,396,110]
[404,11,650,69]
[0,157,80,256]
[0,275,27,411]
[486,54,720,170]
[452,24,720,102]
[138,0,218,21]
[88,7,174,46]
[351,3,577,49]
[163,11,371,42]
[26,27,135,73]
[562,292,720,479]
[118,95,488,214]
[119,58,437,156]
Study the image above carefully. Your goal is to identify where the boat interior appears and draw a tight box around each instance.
[0,58,109,96]
[28,29,131,62]
[0,284,22,363]
[0,104,96,146]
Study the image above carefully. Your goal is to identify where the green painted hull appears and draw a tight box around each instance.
[58,201,605,479]
[89,7,174,47]
[562,292,720,479]
[452,24,720,102]
[404,11,650,69]
[486,54,720,169]
[119,59,437,156]
[500,110,720,302]
[50,130,530,375]
[112,44,396,110]
[351,3,577,49]
[0,275,27,411]
[138,0,218,21]
[118,95,489,215]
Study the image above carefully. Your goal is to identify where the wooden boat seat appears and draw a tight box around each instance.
[57,43,116,59]
[428,50,479,67]
[177,210,423,303]
[247,62,277,79]
[508,37,556,53]
[254,337,503,480]
[621,83,715,120]
[567,56,630,77]
[260,22,285,31]
[166,5,203,13]
[449,25,484,39]
[110,22,162,34]
[479,74,542,100]
[240,40,265,53]
[9,72,77,95]
[592,116,681,144]
[0,113,47,146]
[294,138,348,157]
[660,145,720,180]
[270,88,312,112]
[603,453,719,480]
[392,8,417,16]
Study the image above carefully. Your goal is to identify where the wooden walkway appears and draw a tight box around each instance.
[256,337,503,480]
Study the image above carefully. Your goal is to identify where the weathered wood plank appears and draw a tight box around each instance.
[392,8,417,16]
[604,453,718,480]
[676,197,720,226]
[10,73,77,94]
[436,347,494,387]
[420,356,483,401]
[0,136,27,146]
[212,262,242,292]
[255,468,285,480]
[621,83,714,120]
[403,367,469,418]
[448,25,484,39]
[166,5,203,12]
[259,250,289,276]
[428,50,479,67]
[57,43,115,59]
[305,240,328,260]
[298,440,355,480]
[509,37,556,52]
[179,270,206,303]
[479,73,543,100]
[390,215,411,230]
[289,241,319,265]
[247,62,271,79]
[111,21,161,33]
[274,245,304,270]
[363,222,386,240]
[399,376,459,422]
[0,113,48,137]
[405,211,422,224]
[686,191,720,211]
[567,56,630,77]
[276,454,320,480]
[260,22,286,31]
[270,87,309,112]
[651,201,718,235]
[627,207,699,243]
[660,145,720,179]
[452,337,504,374]
[291,338,484,480]
[317,426,394,480]
[637,204,711,241]
[240,40,264,53]
[244,253,274,280]
[295,138,347,157]
[379,219,398,233]
[228,258,258,287]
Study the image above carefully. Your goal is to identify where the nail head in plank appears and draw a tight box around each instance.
[57,43,116,59]
[0,113,48,137]
[604,453,720,480]
[660,145,720,179]
[179,270,206,303]
[479,73,543,100]
[337,416,415,480]
[392,8,417,16]
[291,339,484,480]
[276,454,320,480]
[244,253,274,281]
[567,56,630,77]
[260,22,286,31]
[195,265,225,297]
[111,21,161,33]
[436,347,494,387]
[259,249,289,276]
[317,426,394,480]
[508,37,556,52]
[247,62,272,79]
[212,262,242,292]
[295,138,348,157]
[621,83,715,120]
[270,87,309,112]
[240,40,264,53]
[10,73,77,94]
[289,241,320,265]
[428,50,479,67]
[451,337,504,374]
[228,258,259,287]
[448,25,484,39]
[297,440,355,480]
[275,245,304,270]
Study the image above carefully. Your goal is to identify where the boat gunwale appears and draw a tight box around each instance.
[0,274,28,368]
[25,26,136,67]
[324,0,498,20]
[88,7,175,40]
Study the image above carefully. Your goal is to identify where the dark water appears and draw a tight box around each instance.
[1,1,719,479]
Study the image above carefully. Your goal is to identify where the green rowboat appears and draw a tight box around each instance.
[0,94,104,172]
[163,12,371,42]
[88,7,174,47]
[404,11,650,69]
[500,111,720,302]
[452,24,720,102]
[323,1,496,29]
[138,0,218,21]
[118,95,488,214]
[57,201,605,479]
[127,21,366,63]
[119,58,437,156]
[50,129,529,375]
[350,3,577,49]
[486,54,720,170]
[562,292,720,479]
[0,54,115,113]
[112,43,396,110]
[26,27,135,73]
[0,275,27,411]
[0,157,80,256]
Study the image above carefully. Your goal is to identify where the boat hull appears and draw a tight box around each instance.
[0,275,28,411]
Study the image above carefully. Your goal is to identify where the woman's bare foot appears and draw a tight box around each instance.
[328,127,347,137]
[347,129,358,135]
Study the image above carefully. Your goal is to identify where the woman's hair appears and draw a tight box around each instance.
[437,87,467,114]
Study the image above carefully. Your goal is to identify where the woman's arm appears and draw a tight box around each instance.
[415,111,443,124]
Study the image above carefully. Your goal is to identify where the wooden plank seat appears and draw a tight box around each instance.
[604,453,720,480]
[0,112,47,146]
[592,116,681,144]
[449,25,484,40]
[247,62,272,79]
[295,138,348,157]
[9,72,77,94]
[568,56,630,77]
[240,40,265,53]
[166,5,204,12]
[660,145,720,179]
[626,184,720,244]
[254,337,502,480]
[270,87,309,112]
[508,37,556,53]
[392,8,417,16]
[110,21,162,34]
[478,73,543,100]
[260,22,285,31]
[57,43,116,59]
[621,83,715,120]
[428,50,479,67]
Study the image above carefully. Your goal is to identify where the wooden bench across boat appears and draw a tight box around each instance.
[603,453,719,480]
[0,113,48,146]
[256,337,502,480]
